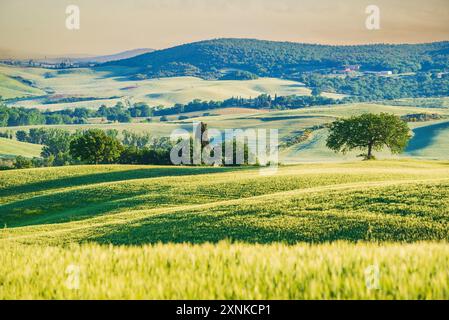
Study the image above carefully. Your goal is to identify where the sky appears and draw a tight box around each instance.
[0,0,448,57]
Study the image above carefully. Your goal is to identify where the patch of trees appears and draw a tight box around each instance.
[4,125,259,170]
[0,101,156,127]
[0,104,88,127]
[281,130,313,148]
[298,72,449,101]
[41,96,119,105]
[96,102,153,122]
[70,129,124,164]
[219,70,259,80]
[400,113,442,122]
[8,127,175,169]
[153,94,339,116]
[0,94,341,129]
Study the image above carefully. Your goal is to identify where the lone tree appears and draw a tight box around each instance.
[70,129,123,164]
[326,113,411,160]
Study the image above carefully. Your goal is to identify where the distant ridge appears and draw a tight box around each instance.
[102,38,449,80]
[1,48,154,64]
[73,48,154,63]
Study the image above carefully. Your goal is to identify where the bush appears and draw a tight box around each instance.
[14,156,33,169]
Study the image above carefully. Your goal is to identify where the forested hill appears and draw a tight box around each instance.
[103,38,449,80]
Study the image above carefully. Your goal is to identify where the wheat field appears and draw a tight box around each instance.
[0,160,448,299]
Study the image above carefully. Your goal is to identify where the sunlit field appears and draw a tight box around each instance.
[0,64,343,110]
[0,160,448,299]
[1,242,448,300]
[0,137,42,159]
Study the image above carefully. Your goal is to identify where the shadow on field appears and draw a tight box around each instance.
[89,210,374,245]
[406,120,449,154]
[88,200,449,245]
[0,166,243,200]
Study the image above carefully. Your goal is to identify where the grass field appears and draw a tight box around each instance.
[0,64,344,110]
[0,160,448,299]
[2,102,449,162]
[1,242,448,299]
[0,73,46,99]
[0,137,43,159]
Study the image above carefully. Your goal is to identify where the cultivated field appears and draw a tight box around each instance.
[0,64,344,110]
[1,160,448,299]
[1,242,448,299]
[0,137,43,159]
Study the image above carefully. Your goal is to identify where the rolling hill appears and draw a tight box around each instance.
[1,63,339,110]
[1,160,449,298]
[0,73,46,100]
[0,137,43,159]
[3,102,448,162]
[103,38,449,79]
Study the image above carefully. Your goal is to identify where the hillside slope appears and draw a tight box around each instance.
[103,38,449,79]
[0,137,42,158]
[1,160,448,244]
[1,160,448,299]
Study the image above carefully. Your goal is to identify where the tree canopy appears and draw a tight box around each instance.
[69,129,123,164]
[326,113,411,160]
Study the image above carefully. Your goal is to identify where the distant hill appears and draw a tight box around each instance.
[103,38,449,80]
[71,48,154,64]
[2,48,154,64]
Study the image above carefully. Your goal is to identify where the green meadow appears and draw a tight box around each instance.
[0,137,42,159]
[1,242,448,299]
[0,64,342,110]
[1,160,448,299]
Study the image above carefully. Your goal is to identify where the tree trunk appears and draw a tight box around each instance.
[367,143,373,160]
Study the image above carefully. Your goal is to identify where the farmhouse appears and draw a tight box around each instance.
[343,65,361,72]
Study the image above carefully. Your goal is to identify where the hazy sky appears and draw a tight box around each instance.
[0,0,448,57]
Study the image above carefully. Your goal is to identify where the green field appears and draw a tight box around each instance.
[0,137,43,159]
[1,160,448,299]
[0,64,344,110]
[0,73,46,99]
[1,242,448,299]
[2,102,449,162]
[2,63,449,162]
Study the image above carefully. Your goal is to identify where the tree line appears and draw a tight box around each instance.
[298,72,449,101]
[3,128,173,169]
[0,94,340,127]
[0,102,155,127]
[153,94,339,116]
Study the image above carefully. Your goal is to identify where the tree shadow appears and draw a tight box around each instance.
[1,166,255,228]
[88,204,448,245]
[406,120,449,154]
[0,166,245,201]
